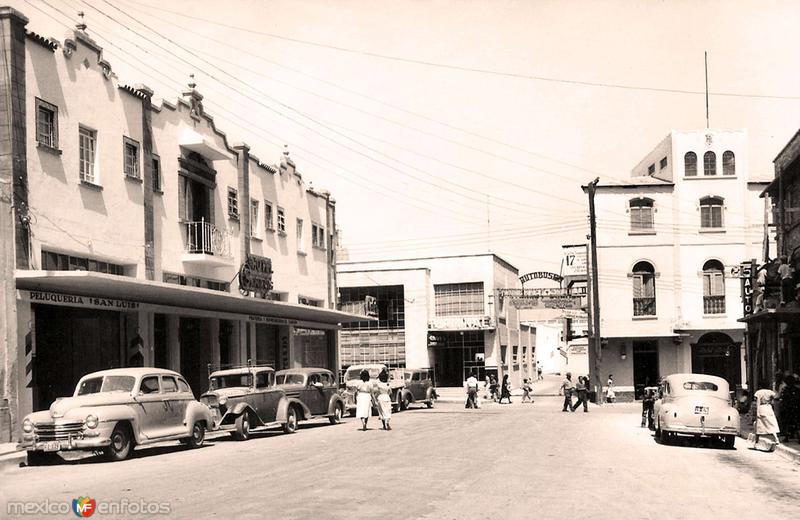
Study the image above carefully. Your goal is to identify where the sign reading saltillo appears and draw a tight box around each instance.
[519,271,563,283]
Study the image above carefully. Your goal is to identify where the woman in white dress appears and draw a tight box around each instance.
[754,387,781,447]
[375,368,393,430]
[355,369,374,431]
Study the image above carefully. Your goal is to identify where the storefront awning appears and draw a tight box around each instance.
[16,271,368,325]
[738,306,800,324]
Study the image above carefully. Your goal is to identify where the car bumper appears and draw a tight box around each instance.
[17,422,116,452]
[665,425,739,436]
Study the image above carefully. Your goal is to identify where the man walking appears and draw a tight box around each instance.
[465,372,479,409]
[571,375,589,412]
[560,372,575,412]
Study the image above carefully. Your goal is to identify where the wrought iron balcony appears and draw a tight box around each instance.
[703,295,725,315]
[182,219,232,266]
[633,297,656,316]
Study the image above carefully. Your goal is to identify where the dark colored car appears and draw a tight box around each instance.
[200,366,308,441]
[394,368,438,410]
[274,368,345,425]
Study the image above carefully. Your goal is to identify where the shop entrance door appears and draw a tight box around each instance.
[33,305,121,411]
[633,341,659,399]
[692,332,741,390]
[180,317,211,397]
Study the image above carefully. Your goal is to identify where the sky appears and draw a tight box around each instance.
[9,0,800,275]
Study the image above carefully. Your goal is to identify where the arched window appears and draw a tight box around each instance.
[629,198,654,230]
[703,151,716,176]
[632,261,656,316]
[684,152,697,176]
[722,151,735,176]
[702,260,725,314]
[700,196,724,229]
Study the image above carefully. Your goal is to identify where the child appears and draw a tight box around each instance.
[606,374,615,403]
[521,378,534,403]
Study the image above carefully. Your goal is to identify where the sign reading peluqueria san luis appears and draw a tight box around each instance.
[26,291,141,310]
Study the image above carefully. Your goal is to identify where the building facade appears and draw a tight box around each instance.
[741,128,800,391]
[337,254,536,387]
[587,129,768,400]
[0,8,360,441]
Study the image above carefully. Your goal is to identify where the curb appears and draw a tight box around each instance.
[0,449,26,471]
[776,443,800,464]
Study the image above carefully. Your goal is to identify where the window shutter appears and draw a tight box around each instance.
[643,275,655,298]
[178,176,187,222]
[711,272,724,295]
[208,186,215,225]
[703,273,711,297]
[633,274,643,298]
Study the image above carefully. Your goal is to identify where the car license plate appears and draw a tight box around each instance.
[42,441,61,452]
[694,406,709,415]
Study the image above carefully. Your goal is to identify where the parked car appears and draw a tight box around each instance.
[274,368,345,425]
[340,364,404,416]
[18,368,214,464]
[393,368,438,410]
[200,365,307,441]
[653,373,740,448]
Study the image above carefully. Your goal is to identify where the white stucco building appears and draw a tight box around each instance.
[337,254,536,387]
[587,129,769,400]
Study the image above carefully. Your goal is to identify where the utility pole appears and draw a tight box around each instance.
[587,178,603,405]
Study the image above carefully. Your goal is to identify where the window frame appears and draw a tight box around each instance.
[296,218,305,253]
[152,154,162,193]
[702,260,726,315]
[250,199,260,238]
[277,207,286,235]
[629,198,654,231]
[659,157,668,169]
[699,196,724,229]
[264,200,274,231]
[722,151,735,176]
[122,136,141,180]
[227,187,239,220]
[35,97,59,151]
[703,151,716,176]
[632,261,656,317]
[78,125,98,185]
[684,152,697,177]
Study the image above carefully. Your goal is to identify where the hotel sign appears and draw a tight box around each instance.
[239,254,273,294]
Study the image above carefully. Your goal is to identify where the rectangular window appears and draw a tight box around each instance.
[297,218,304,252]
[434,282,484,316]
[79,126,97,184]
[312,223,326,249]
[123,136,140,179]
[659,157,668,169]
[152,155,161,192]
[264,201,274,231]
[632,274,656,316]
[703,272,725,314]
[701,206,723,228]
[250,199,259,238]
[35,98,58,149]
[227,187,239,220]
[647,164,655,175]
[277,207,286,234]
[41,250,124,276]
[630,206,653,230]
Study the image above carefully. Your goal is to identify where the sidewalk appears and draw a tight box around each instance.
[738,412,800,464]
[0,441,24,471]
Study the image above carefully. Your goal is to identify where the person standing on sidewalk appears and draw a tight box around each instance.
[560,372,575,412]
[465,372,479,409]
[571,375,589,412]
[753,387,781,448]
[606,374,616,403]
[521,378,534,403]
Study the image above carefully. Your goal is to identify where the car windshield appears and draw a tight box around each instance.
[345,368,381,381]
[210,374,252,389]
[682,381,719,391]
[276,373,305,385]
[77,376,136,395]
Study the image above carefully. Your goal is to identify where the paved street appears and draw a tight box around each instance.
[2,398,799,520]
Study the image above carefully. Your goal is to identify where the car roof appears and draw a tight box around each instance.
[210,366,274,377]
[663,373,730,392]
[275,368,333,375]
[79,367,181,379]
[345,364,386,371]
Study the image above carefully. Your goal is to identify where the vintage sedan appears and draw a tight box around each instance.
[200,366,307,440]
[394,368,438,410]
[18,368,214,464]
[274,368,346,425]
[340,364,405,416]
[653,373,740,448]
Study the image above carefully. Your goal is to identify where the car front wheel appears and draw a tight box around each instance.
[283,407,298,434]
[402,394,411,411]
[722,435,735,449]
[234,413,251,441]
[329,404,343,424]
[105,423,133,461]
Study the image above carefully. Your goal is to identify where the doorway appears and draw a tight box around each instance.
[692,332,741,390]
[632,340,659,399]
[180,317,211,397]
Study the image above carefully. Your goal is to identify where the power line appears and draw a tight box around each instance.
[109,0,800,101]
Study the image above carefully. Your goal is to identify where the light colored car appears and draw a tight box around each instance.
[274,368,346,425]
[200,366,307,440]
[340,364,404,416]
[653,373,740,448]
[394,368,438,410]
[18,368,214,464]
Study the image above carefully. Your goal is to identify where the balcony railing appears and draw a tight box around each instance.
[184,219,231,257]
[633,297,656,317]
[703,295,726,314]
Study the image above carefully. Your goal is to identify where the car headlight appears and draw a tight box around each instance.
[22,418,33,433]
[219,396,228,406]
[85,414,99,429]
